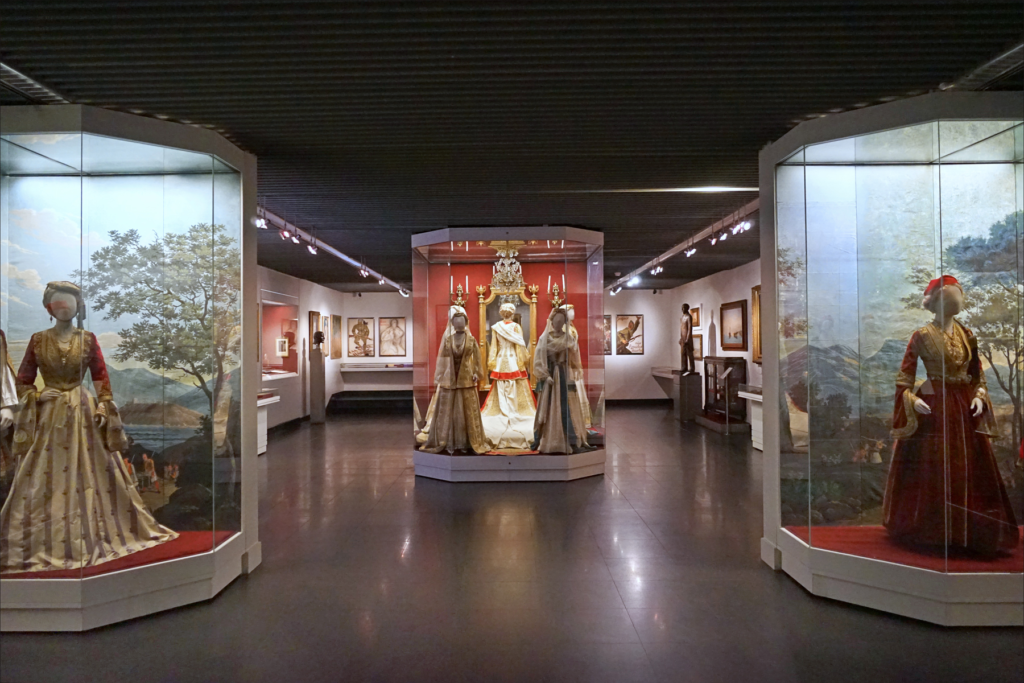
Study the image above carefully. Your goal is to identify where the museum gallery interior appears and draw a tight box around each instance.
[0,3,1022,682]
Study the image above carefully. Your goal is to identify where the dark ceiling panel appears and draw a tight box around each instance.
[2,2,1020,286]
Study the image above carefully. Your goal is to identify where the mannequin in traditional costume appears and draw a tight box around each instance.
[480,303,536,450]
[416,305,465,445]
[0,282,176,573]
[421,309,488,454]
[883,275,1018,556]
[559,304,592,429]
[1,329,19,488]
[533,308,589,454]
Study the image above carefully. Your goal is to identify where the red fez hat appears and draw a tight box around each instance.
[923,275,961,297]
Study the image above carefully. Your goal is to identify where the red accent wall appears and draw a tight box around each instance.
[425,261,590,382]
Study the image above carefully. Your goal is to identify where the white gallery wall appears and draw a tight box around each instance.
[258,266,413,428]
[602,258,763,401]
[602,288,681,399]
[671,258,763,390]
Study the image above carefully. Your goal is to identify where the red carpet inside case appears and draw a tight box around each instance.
[785,525,1023,573]
[1,530,237,580]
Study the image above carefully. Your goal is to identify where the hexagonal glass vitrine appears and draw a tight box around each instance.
[1,105,257,631]
[762,93,1023,625]
[411,227,606,481]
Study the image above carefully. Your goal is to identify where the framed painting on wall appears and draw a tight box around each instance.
[720,299,748,351]
[348,317,375,357]
[330,314,344,359]
[693,333,703,361]
[602,315,612,355]
[379,317,407,357]
[615,314,644,355]
[308,310,321,353]
[751,285,762,364]
[690,306,701,328]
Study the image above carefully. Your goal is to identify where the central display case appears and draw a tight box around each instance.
[411,227,605,481]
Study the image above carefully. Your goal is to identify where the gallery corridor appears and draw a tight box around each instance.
[2,406,1021,683]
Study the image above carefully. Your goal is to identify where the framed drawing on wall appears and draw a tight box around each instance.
[615,314,644,355]
[379,317,407,357]
[751,285,762,364]
[602,315,612,355]
[692,333,703,361]
[308,310,321,353]
[690,306,701,328]
[275,338,289,357]
[720,299,748,351]
[348,317,375,357]
[330,314,344,359]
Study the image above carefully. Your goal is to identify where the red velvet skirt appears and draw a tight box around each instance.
[883,382,1019,555]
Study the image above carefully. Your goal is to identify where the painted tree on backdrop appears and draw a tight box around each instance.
[901,211,1023,453]
[72,224,242,422]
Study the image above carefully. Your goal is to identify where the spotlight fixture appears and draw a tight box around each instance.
[378,277,386,285]
[399,289,410,298]
[710,236,717,246]
[685,248,697,257]
[358,265,369,278]
[610,286,622,296]
[730,220,753,235]
[720,232,727,241]
[290,234,300,244]
[627,276,640,287]
[650,265,664,276]
[307,242,318,255]
[279,229,290,240]
[255,217,268,229]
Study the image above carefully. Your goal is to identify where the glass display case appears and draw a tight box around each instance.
[411,227,606,481]
[0,105,257,631]
[761,92,1023,625]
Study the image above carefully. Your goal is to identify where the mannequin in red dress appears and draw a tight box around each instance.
[883,275,1018,556]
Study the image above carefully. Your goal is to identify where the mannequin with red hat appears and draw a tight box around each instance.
[883,275,1019,556]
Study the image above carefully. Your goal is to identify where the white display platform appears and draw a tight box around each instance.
[257,395,281,455]
[762,530,1024,627]
[738,390,763,451]
[414,449,606,482]
[1,533,247,632]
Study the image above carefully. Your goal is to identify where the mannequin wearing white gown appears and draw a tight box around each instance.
[480,303,536,450]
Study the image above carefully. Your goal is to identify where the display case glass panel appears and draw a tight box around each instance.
[776,119,1023,573]
[1,132,243,578]
[412,234,605,456]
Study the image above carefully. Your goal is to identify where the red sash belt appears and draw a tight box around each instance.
[490,370,529,380]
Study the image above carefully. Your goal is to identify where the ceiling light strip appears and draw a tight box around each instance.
[605,197,759,291]
[257,207,407,293]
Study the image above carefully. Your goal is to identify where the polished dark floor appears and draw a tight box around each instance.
[2,406,1022,683]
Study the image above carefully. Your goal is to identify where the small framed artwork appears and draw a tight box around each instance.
[602,315,612,355]
[348,317,375,357]
[275,338,289,357]
[330,314,344,360]
[615,314,644,355]
[720,299,748,351]
[751,285,762,364]
[321,314,331,357]
[308,310,321,353]
[692,334,703,361]
[379,317,407,357]
[690,306,701,328]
